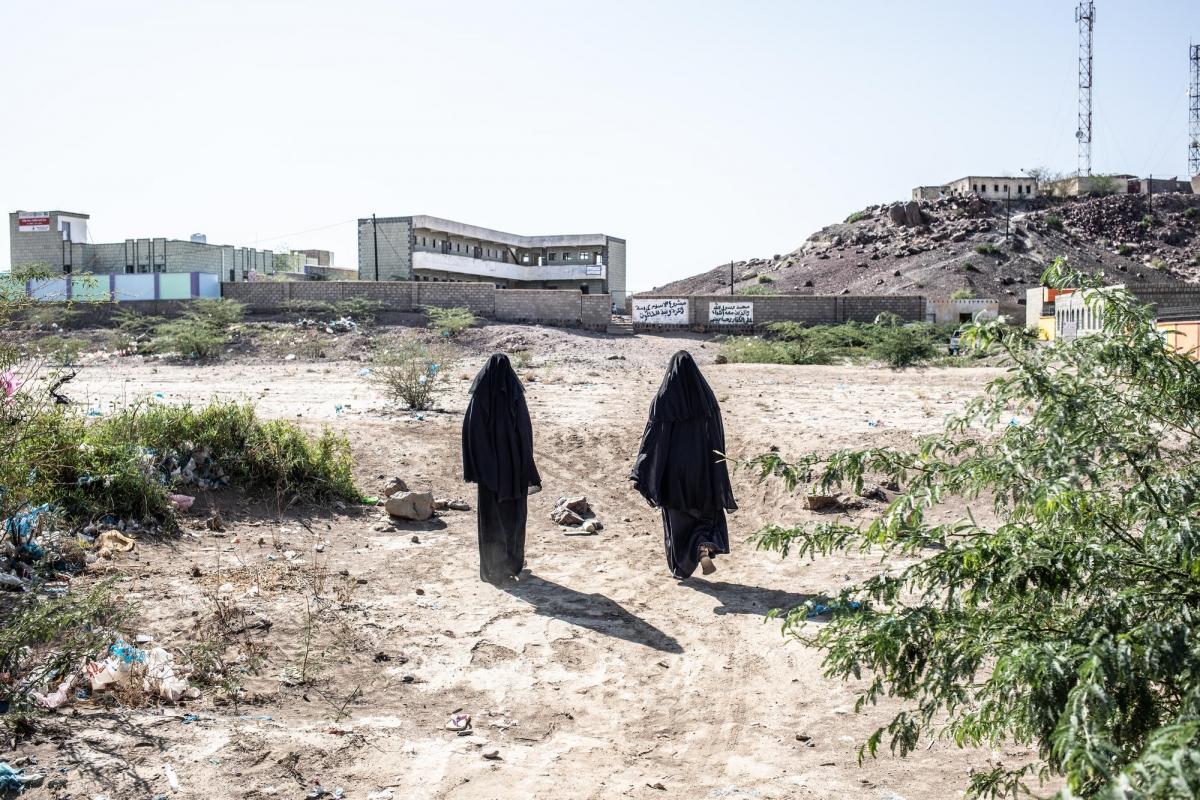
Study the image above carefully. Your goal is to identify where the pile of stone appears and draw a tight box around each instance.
[380,477,469,522]
[550,496,603,534]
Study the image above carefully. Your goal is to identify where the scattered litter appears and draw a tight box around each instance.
[285,353,296,361]
[866,419,882,428]
[153,392,166,400]
[367,791,394,800]
[482,749,501,761]
[357,368,373,377]
[806,601,864,618]
[95,530,135,559]
[322,724,353,735]
[85,638,191,702]
[0,762,45,793]
[32,677,75,710]
[181,713,200,724]
[0,370,22,400]
[169,494,195,512]
[164,764,179,792]
[445,713,471,732]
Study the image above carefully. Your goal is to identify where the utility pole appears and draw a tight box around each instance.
[372,213,379,281]
[729,261,734,295]
[1148,174,1153,216]
[1075,1,1095,176]
[1005,184,1011,244]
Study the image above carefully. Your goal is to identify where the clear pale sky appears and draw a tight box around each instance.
[2,1,1197,290]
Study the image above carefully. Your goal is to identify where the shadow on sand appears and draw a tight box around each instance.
[501,573,683,654]
[682,579,814,618]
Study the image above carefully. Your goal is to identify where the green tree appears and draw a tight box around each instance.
[746,258,1200,799]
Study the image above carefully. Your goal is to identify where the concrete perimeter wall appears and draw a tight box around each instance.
[630,293,925,332]
[222,280,612,330]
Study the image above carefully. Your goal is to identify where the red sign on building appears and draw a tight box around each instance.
[17,213,51,232]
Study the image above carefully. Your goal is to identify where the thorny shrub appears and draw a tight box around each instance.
[373,339,453,411]
[745,258,1200,799]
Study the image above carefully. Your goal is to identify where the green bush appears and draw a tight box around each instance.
[424,306,476,338]
[844,211,866,224]
[373,340,452,410]
[1118,244,1135,256]
[757,274,774,284]
[737,284,774,296]
[2,402,360,523]
[1183,207,1198,219]
[974,243,1001,257]
[950,288,975,300]
[868,324,937,368]
[745,258,1200,799]
[1045,214,1065,232]
[332,298,383,323]
[149,299,245,359]
[720,336,833,366]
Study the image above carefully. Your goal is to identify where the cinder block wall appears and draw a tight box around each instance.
[581,294,612,328]
[415,282,495,315]
[495,289,579,323]
[222,281,611,329]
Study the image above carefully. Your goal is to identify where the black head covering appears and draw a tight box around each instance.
[463,354,541,501]
[630,351,737,513]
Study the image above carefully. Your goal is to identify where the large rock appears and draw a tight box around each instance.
[888,204,907,226]
[385,491,434,521]
[903,201,924,227]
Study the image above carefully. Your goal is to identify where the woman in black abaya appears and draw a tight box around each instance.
[463,354,542,584]
[630,350,737,579]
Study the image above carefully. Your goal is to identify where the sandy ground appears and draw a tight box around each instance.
[10,325,1036,800]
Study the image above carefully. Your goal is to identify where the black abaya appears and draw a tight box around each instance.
[630,351,737,578]
[463,354,541,584]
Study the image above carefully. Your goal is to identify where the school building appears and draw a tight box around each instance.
[357,215,627,310]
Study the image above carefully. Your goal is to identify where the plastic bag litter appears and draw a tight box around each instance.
[32,676,75,709]
[0,761,44,793]
[87,638,191,702]
[169,494,195,512]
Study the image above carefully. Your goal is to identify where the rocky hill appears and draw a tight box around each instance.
[652,193,1200,309]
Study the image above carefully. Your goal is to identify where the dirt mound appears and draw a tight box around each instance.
[651,193,1200,307]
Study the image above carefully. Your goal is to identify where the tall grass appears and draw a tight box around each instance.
[3,402,360,522]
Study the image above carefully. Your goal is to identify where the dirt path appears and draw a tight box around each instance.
[14,327,1030,800]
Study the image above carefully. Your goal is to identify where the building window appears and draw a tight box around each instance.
[972,184,978,191]
[1027,184,1033,193]
[522,255,530,264]
[548,253,557,261]
[579,252,591,261]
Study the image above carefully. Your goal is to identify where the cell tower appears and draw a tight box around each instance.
[1075,1,1095,176]
[1190,43,1200,178]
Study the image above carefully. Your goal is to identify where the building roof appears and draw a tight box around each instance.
[363,215,620,247]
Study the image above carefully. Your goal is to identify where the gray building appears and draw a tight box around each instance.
[8,209,277,282]
[357,214,627,309]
